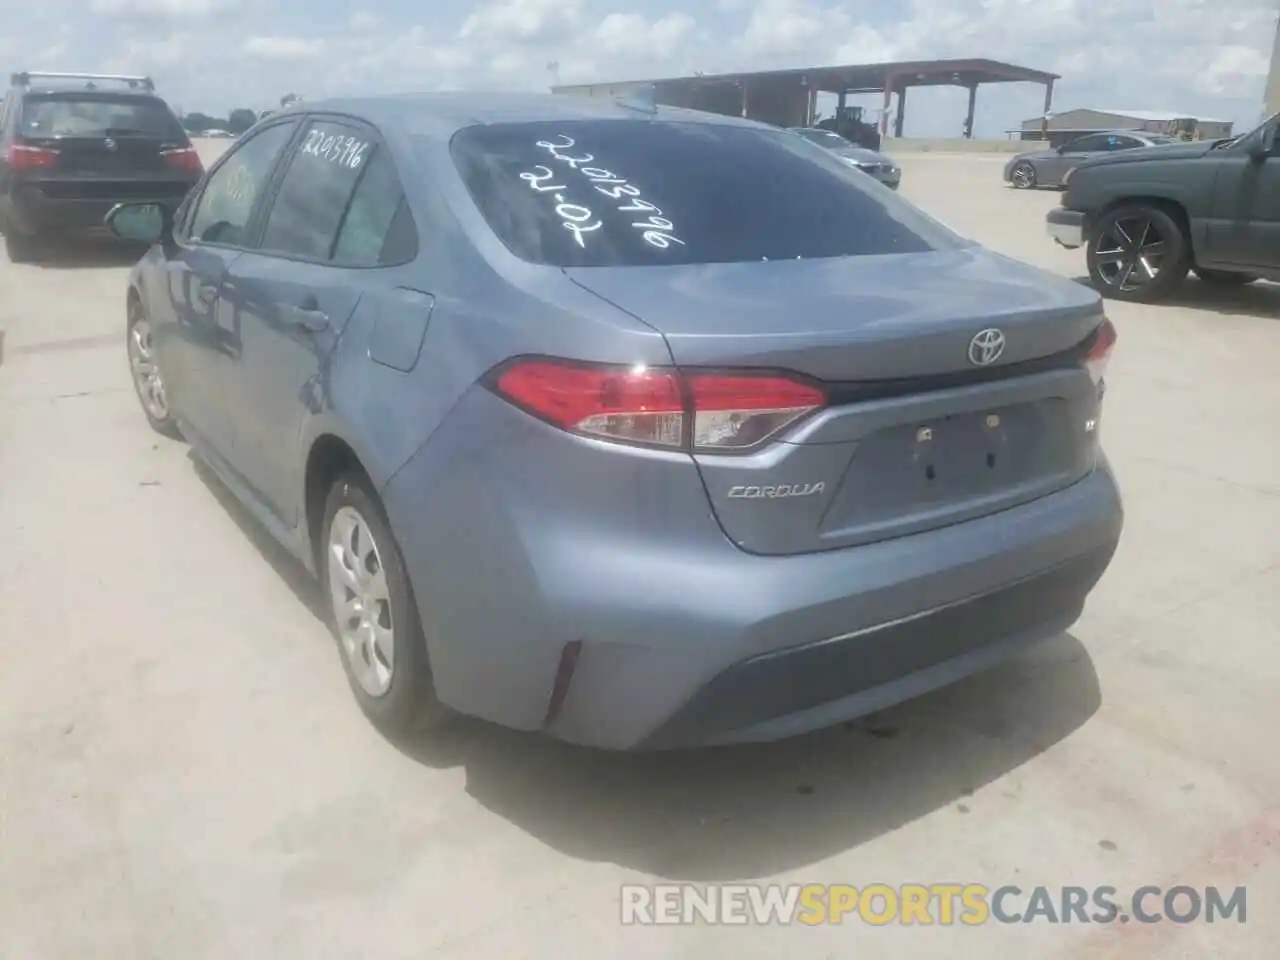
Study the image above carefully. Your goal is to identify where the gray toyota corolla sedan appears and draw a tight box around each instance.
[109,92,1123,750]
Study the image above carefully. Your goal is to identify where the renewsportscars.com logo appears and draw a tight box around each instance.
[620,883,1248,926]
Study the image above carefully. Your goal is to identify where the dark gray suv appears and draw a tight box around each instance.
[1046,111,1279,302]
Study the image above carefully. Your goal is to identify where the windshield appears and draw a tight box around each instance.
[19,94,186,139]
[449,120,960,268]
[1226,109,1279,148]
[794,129,852,149]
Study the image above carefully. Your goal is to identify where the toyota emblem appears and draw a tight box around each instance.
[103,138,118,151]
[968,328,1006,366]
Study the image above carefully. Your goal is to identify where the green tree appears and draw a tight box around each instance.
[181,111,220,133]
[227,108,258,134]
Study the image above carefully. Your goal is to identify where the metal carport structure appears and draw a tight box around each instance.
[553,58,1060,140]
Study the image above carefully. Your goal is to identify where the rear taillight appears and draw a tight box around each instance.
[161,146,203,175]
[491,359,826,452]
[1082,317,1117,385]
[6,143,58,170]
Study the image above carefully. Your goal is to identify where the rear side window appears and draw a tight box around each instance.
[332,148,418,266]
[259,120,374,261]
[19,94,185,139]
[449,120,956,268]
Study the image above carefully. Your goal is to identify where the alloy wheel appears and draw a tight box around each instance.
[1093,215,1168,293]
[128,314,170,421]
[1011,163,1035,188]
[327,505,396,697]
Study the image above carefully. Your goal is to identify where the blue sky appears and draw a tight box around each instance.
[1,0,1275,136]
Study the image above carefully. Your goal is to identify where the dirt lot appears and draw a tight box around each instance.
[1,146,1278,959]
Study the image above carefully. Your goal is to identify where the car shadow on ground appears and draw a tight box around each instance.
[1073,275,1280,319]
[190,448,1102,880]
[11,236,145,269]
[396,637,1099,879]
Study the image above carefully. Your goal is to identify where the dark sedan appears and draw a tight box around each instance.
[788,127,901,189]
[1004,130,1178,189]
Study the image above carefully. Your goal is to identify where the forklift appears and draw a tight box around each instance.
[815,105,883,151]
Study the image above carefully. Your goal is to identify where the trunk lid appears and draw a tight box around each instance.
[566,249,1108,556]
[34,134,176,178]
[563,248,1102,379]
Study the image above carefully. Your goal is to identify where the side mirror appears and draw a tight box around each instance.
[1251,125,1278,161]
[105,202,170,245]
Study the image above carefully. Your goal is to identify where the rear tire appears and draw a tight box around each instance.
[1010,161,1036,189]
[1087,204,1190,303]
[321,471,448,738]
[3,226,39,264]
[1194,267,1258,286]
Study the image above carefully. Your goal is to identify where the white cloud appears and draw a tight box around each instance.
[458,0,587,44]
[243,36,326,61]
[596,12,697,55]
[89,0,240,16]
[0,0,1272,134]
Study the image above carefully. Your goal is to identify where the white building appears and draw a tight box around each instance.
[1017,108,1234,146]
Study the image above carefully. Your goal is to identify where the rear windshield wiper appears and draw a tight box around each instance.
[104,127,148,136]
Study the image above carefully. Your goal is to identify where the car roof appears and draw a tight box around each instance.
[16,84,164,100]
[290,91,770,141]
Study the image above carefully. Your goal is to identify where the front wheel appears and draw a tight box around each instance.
[127,299,181,438]
[1009,161,1036,189]
[1086,205,1191,303]
[1194,267,1258,286]
[322,472,448,737]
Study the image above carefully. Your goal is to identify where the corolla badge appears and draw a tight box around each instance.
[968,328,1006,366]
[103,138,118,151]
[727,482,826,500]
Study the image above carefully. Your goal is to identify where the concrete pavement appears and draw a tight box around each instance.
[0,151,1277,959]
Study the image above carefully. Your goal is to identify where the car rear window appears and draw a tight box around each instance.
[20,94,185,140]
[448,120,959,267]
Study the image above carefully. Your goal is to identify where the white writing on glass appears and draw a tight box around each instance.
[522,134,686,250]
[301,128,368,170]
[517,165,601,247]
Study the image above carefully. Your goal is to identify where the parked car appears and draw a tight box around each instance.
[1004,131,1178,190]
[108,93,1123,750]
[0,71,203,262]
[1047,111,1279,302]
[788,126,901,189]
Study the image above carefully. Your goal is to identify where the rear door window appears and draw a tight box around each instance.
[19,94,185,139]
[1065,135,1109,153]
[448,120,958,267]
[258,119,372,261]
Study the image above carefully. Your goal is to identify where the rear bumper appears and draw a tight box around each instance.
[1047,207,1087,249]
[642,541,1112,748]
[386,388,1124,751]
[4,182,193,235]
